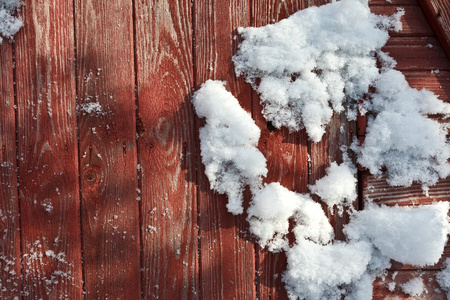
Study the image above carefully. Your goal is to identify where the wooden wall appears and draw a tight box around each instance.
[0,0,449,299]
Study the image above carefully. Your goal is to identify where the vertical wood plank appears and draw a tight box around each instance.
[74,0,141,298]
[134,0,198,298]
[251,1,307,299]
[14,1,83,298]
[0,40,21,299]
[194,0,256,298]
[305,0,358,242]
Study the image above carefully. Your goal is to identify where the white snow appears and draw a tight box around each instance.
[193,80,267,215]
[437,258,450,299]
[0,0,22,43]
[284,239,372,300]
[400,277,425,297]
[344,202,450,267]
[248,183,333,252]
[353,69,450,188]
[309,162,357,213]
[233,0,403,142]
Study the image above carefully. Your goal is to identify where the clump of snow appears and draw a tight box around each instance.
[353,69,450,188]
[309,161,357,213]
[0,0,23,43]
[283,239,372,300]
[248,183,333,252]
[437,258,450,299]
[233,0,403,142]
[193,80,267,215]
[344,202,450,267]
[400,277,425,297]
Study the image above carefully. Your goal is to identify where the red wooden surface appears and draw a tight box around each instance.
[0,0,450,299]
[75,0,142,298]
[0,37,21,299]
[134,0,199,298]
[14,1,83,298]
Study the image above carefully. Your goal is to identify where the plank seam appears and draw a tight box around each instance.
[130,0,144,298]
[191,1,202,299]
[72,0,87,297]
[12,37,23,300]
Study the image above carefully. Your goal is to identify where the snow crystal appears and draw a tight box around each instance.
[309,162,357,213]
[233,0,402,142]
[400,277,425,297]
[248,183,333,252]
[437,258,450,299]
[284,239,372,300]
[78,102,103,115]
[0,0,22,43]
[193,80,267,214]
[353,69,450,188]
[344,202,449,267]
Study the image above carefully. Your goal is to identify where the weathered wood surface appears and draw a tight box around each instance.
[0,0,449,299]
[14,1,83,298]
[75,0,141,298]
[0,35,21,299]
[134,0,198,298]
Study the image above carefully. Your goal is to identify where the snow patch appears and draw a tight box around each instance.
[0,0,23,43]
[193,80,267,215]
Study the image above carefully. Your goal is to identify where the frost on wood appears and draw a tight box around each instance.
[233,0,403,142]
[0,0,23,44]
[309,162,357,213]
[193,80,267,215]
[353,69,450,188]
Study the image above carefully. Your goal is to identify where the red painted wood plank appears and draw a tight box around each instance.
[383,37,450,70]
[370,5,434,37]
[251,1,308,299]
[370,0,419,5]
[373,270,445,299]
[0,40,21,298]
[14,1,82,298]
[194,1,256,298]
[134,0,198,298]
[74,0,141,298]
[419,0,450,60]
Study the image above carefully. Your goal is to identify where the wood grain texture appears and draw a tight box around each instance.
[251,1,308,299]
[382,37,450,70]
[74,0,141,298]
[194,0,256,299]
[419,0,450,60]
[0,40,21,299]
[134,0,198,298]
[14,1,82,298]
